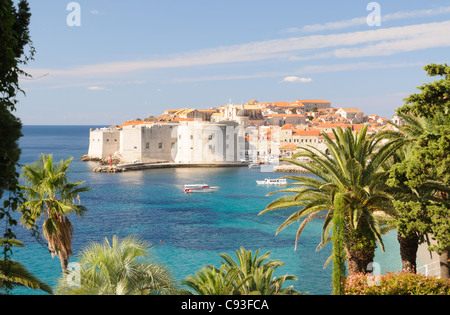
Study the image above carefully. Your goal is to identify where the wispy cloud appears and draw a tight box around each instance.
[24,21,450,82]
[284,5,450,33]
[87,86,111,91]
[175,61,423,83]
[282,76,312,83]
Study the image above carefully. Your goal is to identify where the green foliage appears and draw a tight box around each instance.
[345,271,450,295]
[385,63,450,257]
[397,63,450,118]
[183,247,302,295]
[56,236,179,295]
[332,193,346,295]
[0,0,34,112]
[19,154,91,273]
[1,238,52,294]
[0,0,43,295]
[260,125,403,274]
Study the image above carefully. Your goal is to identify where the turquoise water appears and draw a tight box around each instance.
[10,125,401,295]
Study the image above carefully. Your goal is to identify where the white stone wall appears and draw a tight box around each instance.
[175,121,240,164]
[88,129,121,159]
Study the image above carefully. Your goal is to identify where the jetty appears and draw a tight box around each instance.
[92,162,248,173]
[274,164,310,173]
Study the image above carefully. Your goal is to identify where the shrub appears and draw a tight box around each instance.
[345,271,450,295]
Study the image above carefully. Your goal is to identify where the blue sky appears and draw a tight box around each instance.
[16,0,450,125]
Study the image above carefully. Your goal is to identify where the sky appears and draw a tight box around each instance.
[15,0,450,125]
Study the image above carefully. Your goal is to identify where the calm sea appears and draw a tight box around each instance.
[11,125,401,295]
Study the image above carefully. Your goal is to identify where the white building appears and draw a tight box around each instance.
[175,120,242,164]
[336,108,364,123]
[88,127,121,159]
[120,123,178,163]
[87,120,244,165]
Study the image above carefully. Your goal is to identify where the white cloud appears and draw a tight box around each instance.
[282,76,312,83]
[23,21,450,81]
[175,61,423,83]
[90,9,99,14]
[87,86,111,91]
[285,5,450,33]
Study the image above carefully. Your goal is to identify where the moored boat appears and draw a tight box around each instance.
[256,178,287,185]
[183,184,220,193]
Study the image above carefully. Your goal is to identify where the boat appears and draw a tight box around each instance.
[183,184,220,193]
[248,163,261,169]
[256,178,287,185]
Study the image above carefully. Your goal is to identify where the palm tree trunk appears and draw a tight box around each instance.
[60,257,69,277]
[397,231,419,273]
[345,246,375,275]
[344,223,376,275]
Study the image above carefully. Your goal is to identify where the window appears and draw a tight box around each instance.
[146,143,150,149]
[158,143,163,149]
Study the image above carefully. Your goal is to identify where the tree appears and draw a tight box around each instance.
[219,247,301,295]
[19,154,91,276]
[385,63,449,278]
[396,63,449,119]
[331,193,346,295]
[183,247,301,295]
[183,265,245,295]
[0,0,42,295]
[260,126,403,275]
[56,236,179,295]
[377,113,449,273]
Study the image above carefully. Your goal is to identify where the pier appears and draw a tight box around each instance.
[92,162,249,173]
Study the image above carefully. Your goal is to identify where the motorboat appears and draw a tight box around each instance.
[256,178,287,185]
[183,184,220,193]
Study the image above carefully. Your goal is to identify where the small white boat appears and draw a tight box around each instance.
[248,163,261,169]
[256,178,287,185]
[183,184,220,193]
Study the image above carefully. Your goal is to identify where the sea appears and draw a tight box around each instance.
[10,125,402,295]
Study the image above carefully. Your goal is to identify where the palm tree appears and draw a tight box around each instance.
[0,239,52,294]
[183,247,301,295]
[260,126,403,275]
[183,265,246,295]
[56,235,178,295]
[219,247,301,295]
[19,154,90,275]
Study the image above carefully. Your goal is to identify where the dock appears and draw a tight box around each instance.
[92,162,248,173]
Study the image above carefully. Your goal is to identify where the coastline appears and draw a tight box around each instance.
[89,161,249,173]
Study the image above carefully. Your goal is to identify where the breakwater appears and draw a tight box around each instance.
[274,164,310,173]
[91,162,249,173]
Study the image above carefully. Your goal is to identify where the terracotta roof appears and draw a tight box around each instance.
[281,124,295,130]
[300,100,330,103]
[121,120,146,127]
[293,130,321,136]
[280,144,297,150]
[338,107,363,113]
